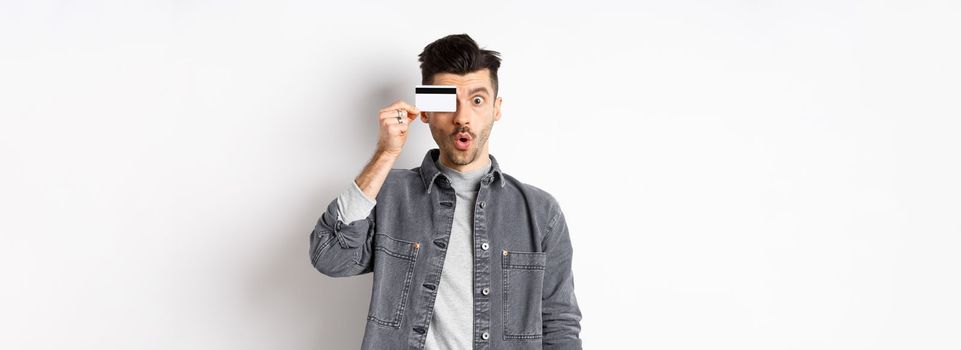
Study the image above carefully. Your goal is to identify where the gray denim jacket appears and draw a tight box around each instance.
[309,148,583,349]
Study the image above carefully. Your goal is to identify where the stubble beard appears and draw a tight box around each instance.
[441,121,492,167]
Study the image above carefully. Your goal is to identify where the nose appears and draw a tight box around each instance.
[453,98,470,126]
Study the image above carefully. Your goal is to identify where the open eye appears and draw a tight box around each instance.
[472,96,484,105]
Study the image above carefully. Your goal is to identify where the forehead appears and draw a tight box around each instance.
[431,69,492,95]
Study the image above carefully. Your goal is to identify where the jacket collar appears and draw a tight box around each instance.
[420,148,506,194]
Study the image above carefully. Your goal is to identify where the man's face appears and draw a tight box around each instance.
[420,69,502,168]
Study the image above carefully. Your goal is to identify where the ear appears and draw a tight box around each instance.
[420,111,429,123]
[493,96,503,122]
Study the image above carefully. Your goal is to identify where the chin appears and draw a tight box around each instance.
[444,146,476,165]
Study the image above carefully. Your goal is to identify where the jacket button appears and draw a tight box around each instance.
[478,201,486,208]
[481,331,489,340]
[481,242,489,250]
[413,326,426,334]
[481,287,490,295]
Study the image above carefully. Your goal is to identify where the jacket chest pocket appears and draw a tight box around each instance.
[501,249,546,340]
[367,234,419,328]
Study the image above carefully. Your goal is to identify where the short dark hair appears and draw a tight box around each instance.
[418,34,502,97]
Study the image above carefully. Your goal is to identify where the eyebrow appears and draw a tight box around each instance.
[466,87,491,96]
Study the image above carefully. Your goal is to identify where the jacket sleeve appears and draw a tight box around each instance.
[541,203,584,350]
[309,180,377,277]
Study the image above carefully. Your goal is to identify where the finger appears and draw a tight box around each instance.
[386,121,409,134]
[379,113,411,128]
[379,100,420,116]
[378,108,415,122]
[379,108,406,120]
[378,109,416,123]
[395,101,421,116]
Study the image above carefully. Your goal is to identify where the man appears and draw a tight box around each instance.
[309,34,582,350]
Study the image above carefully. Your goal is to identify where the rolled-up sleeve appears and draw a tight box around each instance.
[309,180,377,278]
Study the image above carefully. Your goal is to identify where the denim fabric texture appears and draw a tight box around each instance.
[310,148,583,349]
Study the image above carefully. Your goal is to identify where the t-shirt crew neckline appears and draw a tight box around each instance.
[434,156,492,194]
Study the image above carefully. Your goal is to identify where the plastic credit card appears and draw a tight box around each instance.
[415,85,457,112]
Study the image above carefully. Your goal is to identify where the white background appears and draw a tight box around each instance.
[2,1,960,349]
